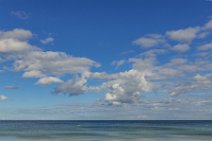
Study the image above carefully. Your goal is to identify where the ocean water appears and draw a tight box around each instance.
[0,120,212,141]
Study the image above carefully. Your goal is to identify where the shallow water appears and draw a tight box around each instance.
[0,120,212,141]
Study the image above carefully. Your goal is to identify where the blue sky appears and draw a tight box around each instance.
[0,0,212,120]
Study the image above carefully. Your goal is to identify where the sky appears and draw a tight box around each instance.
[0,0,212,120]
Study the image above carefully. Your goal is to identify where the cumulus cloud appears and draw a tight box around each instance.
[0,28,32,40]
[62,57,156,105]
[203,19,212,30]
[54,76,88,95]
[37,76,63,85]
[168,74,212,95]
[138,49,167,58]
[0,38,32,53]
[172,44,190,53]
[0,28,99,89]
[196,52,212,58]
[33,19,212,106]
[198,43,212,50]
[133,34,165,48]
[169,58,188,65]
[0,95,8,101]
[161,59,212,96]
[112,30,211,103]
[103,69,153,105]
[22,70,45,78]
[157,67,181,78]
[40,37,54,45]
[0,29,33,53]
[1,19,212,106]
[129,56,156,72]
[122,20,212,105]
[166,27,200,42]
[14,51,99,76]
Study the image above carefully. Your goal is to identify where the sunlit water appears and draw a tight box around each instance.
[0,120,212,141]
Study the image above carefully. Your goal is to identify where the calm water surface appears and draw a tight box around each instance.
[0,120,212,141]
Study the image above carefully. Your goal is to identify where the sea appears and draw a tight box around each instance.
[0,120,212,141]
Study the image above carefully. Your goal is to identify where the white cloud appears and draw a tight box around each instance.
[198,43,212,50]
[54,76,87,95]
[22,70,45,78]
[14,51,99,76]
[1,19,212,106]
[103,69,153,105]
[203,20,212,30]
[196,52,212,58]
[172,44,190,53]
[89,72,110,79]
[0,38,32,53]
[0,28,32,40]
[40,37,54,45]
[169,58,188,65]
[50,19,212,105]
[166,27,199,42]
[0,28,99,89]
[0,95,8,101]
[0,29,33,53]
[197,31,209,39]
[165,58,210,73]
[129,57,156,72]
[193,74,211,83]
[37,76,63,85]
[138,49,167,58]
[168,74,212,95]
[158,68,181,78]
[11,11,30,20]
[133,34,165,48]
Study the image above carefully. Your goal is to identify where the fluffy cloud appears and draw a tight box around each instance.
[138,49,167,58]
[0,38,32,53]
[54,76,88,95]
[166,27,199,42]
[133,34,165,48]
[37,76,63,85]
[111,38,211,103]
[123,20,212,104]
[0,29,33,53]
[22,70,45,78]
[31,19,212,106]
[133,20,212,53]
[1,19,212,106]
[40,37,54,45]
[0,28,99,88]
[103,69,153,105]
[198,43,212,50]
[14,51,99,76]
[172,44,190,53]
[157,67,181,78]
[0,28,32,40]
[127,54,211,97]
[204,19,212,30]
[168,74,212,95]
[0,95,8,101]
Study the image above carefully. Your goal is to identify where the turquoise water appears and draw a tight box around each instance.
[0,121,212,141]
